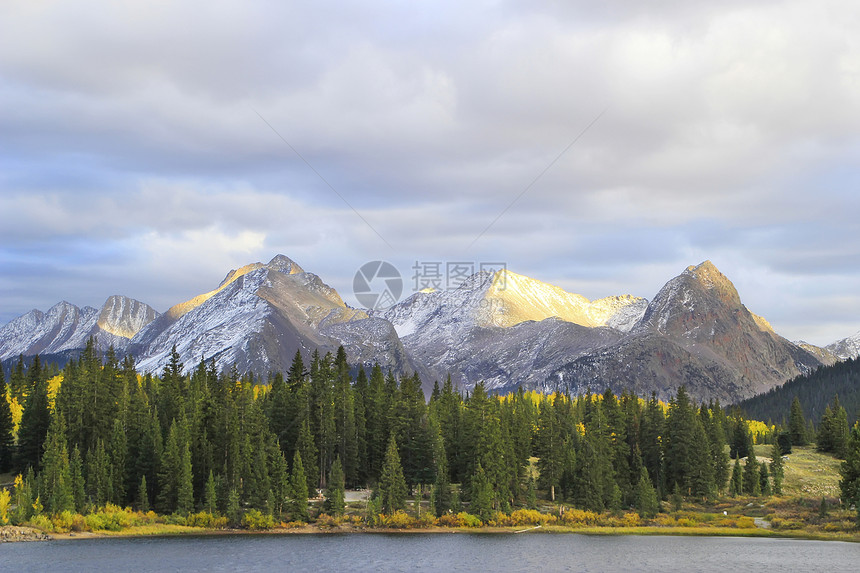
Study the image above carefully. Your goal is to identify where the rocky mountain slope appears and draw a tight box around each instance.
[1,256,847,403]
[131,255,425,386]
[378,269,644,393]
[541,262,829,402]
[0,296,158,361]
[826,330,860,360]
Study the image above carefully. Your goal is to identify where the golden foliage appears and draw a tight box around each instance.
[0,489,10,525]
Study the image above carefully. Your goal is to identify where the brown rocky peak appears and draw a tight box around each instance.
[684,260,741,307]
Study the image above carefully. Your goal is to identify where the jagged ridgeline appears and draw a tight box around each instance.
[0,255,839,405]
[3,341,789,525]
[737,357,860,427]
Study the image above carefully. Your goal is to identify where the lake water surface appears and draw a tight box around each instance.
[3,533,859,572]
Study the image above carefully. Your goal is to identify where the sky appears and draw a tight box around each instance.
[2,0,860,346]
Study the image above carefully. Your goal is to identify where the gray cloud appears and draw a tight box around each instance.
[2,0,860,346]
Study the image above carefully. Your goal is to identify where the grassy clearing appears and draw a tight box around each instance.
[774,445,842,498]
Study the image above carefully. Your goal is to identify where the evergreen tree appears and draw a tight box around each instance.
[687,418,715,499]
[526,474,538,510]
[817,404,836,453]
[639,394,665,497]
[759,463,771,496]
[204,470,218,515]
[535,397,564,501]
[333,347,359,485]
[137,475,150,512]
[69,446,86,512]
[777,433,793,456]
[289,450,309,522]
[665,386,699,495]
[379,435,407,514]
[635,467,659,518]
[431,419,452,517]
[16,368,50,472]
[176,433,194,515]
[324,456,346,517]
[108,418,127,504]
[226,487,242,526]
[572,393,611,512]
[86,439,111,507]
[470,464,493,522]
[815,396,850,458]
[268,438,290,516]
[770,441,784,496]
[9,355,27,403]
[602,389,631,503]
[730,458,743,496]
[39,412,73,514]
[703,406,729,493]
[742,445,761,496]
[296,418,319,496]
[839,422,860,520]
[310,351,336,490]
[730,418,752,460]
[157,420,182,513]
[788,397,808,446]
[158,346,186,432]
[365,364,390,481]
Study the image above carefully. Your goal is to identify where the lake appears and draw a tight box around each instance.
[3,533,859,572]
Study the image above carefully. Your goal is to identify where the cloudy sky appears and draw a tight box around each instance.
[2,0,859,345]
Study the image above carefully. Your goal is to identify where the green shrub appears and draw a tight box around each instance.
[186,511,228,529]
[27,514,54,533]
[736,516,756,529]
[70,513,88,532]
[316,513,345,528]
[456,512,482,527]
[561,509,599,527]
[242,509,274,530]
[381,511,417,529]
[510,509,544,526]
[51,511,76,533]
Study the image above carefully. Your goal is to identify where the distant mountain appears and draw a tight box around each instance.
[378,269,644,393]
[540,261,830,403]
[130,255,426,388]
[826,330,860,360]
[0,295,158,361]
[0,256,842,404]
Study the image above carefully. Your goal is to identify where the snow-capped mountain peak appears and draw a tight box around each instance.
[827,330,860,360]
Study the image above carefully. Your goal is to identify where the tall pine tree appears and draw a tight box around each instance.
[379,435,407,514]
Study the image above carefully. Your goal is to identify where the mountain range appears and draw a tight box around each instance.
[2,255,855,402]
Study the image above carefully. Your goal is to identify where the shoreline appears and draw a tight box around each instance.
[14,523,859,544]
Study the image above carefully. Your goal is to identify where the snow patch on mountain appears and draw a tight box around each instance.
[135,270,272,374]
[97,295,160,339]
[826,331,860,360]
[0,302,101,360]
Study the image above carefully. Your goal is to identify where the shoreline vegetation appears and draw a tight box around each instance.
[4,487,860,544]
[2,344,860,547]
[5,513,860,544]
